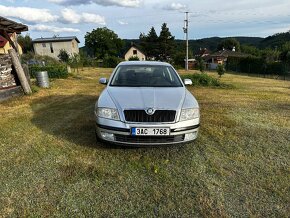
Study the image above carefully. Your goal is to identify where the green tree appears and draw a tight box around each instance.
[217,38,241,52]
[17,34,33,53]
[261,48,279,63]
[241,45,261,56]
[196,56,205,72]
[217,64,226,77]
[58,49,70,63]
[139,27,159,60]
[146,27,159,59]
[158,23,175,61]
[85,27,124,59]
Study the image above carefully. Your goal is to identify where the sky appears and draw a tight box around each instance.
[1,0,290,46]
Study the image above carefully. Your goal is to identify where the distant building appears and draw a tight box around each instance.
[206,49,249,70]
[0,33,23,55]
[125,46,146,61]
[32,36,80,59]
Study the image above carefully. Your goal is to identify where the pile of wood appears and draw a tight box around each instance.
[0,54,16,89]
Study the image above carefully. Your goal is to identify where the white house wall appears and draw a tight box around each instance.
[33,39,79,59]
[125,47,146,61]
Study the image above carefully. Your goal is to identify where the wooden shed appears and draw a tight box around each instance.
[0,16,31,102]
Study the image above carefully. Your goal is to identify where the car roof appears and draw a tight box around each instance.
[118,61,172,66]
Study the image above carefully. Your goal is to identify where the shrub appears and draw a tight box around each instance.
[103,56,122,68]
[128,56,140,61]
[196,57,205,72]
[180,73,223,87]
[58,49,70,63]
[30,64,68,79]
[217,64,226,77]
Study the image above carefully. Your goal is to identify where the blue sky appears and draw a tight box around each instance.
[1,0,290,46]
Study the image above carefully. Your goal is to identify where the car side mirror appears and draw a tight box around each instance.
[99,78,108,85]
[184,79,193,86]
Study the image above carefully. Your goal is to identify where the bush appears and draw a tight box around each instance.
[180,73,225,87]
[217,64,226,77]
[30,64,68,79]
[21,53,60,66]
[103,56,123,68]
[128,56,140,61]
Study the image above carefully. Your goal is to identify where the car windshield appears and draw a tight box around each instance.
[110,65,183,87]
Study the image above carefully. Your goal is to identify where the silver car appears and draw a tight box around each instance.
[95,61,200,146]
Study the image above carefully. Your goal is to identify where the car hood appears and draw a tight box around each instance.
[107,87,186,110]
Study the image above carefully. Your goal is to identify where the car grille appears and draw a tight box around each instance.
[124,110,176,122]
[115,134,185,144]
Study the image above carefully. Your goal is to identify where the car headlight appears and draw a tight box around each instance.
[96,107,120,120]
[180,108,199,121]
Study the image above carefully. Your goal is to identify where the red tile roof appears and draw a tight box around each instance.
[0,34,11,48]
[0,35,8,48]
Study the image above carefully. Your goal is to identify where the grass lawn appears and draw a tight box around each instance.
[0,68,289,217]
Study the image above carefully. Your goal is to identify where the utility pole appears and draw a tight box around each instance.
[183,12,189,71]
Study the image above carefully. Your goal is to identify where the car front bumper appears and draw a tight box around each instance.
[95,117,200,146]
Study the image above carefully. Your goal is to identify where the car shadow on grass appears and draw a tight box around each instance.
[30,94,114,149]
[30,94,190,151]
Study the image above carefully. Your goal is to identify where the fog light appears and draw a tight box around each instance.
[100,132,115,141]
[184,132,197,141]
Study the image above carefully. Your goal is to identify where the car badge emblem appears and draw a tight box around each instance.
[146,108,155,115]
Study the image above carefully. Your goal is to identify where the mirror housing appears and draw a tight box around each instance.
[99,78,108,85]
[184,79,193,86]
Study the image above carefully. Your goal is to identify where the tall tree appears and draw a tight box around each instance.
[139,27,159,60]
[17,34,33,53]
[158,23,175,61]
[146,27,159,59]
[217,38,241,52]
[85,27,124,58]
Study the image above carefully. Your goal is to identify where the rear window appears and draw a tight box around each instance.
[110,65,183,87]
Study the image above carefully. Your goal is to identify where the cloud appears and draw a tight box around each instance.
[60,8,106,25]
[61,8,82,24]
[48,0,142,7]
[82,13,106,25]
[30,24,80,33]
[118,20,128,25]
[0,5,58,23]
[163,2,187,11]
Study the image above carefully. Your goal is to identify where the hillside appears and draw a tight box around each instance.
[80,31,290,56]
[259,31,290,49]
[125,36,264,54]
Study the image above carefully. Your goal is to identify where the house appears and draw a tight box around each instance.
[0,33,23,55]
[199,48,211,57]
[124,46,146,61]
[206,49,249,70]
[32,36,80,59]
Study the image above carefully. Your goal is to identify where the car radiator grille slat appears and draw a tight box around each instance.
[115,135,185,144]
[124,110,176,122]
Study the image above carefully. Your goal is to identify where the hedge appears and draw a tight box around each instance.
[29,65,68,79]
[226,56,288,75]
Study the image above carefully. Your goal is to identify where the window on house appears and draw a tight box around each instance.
[72,41,75,48]
[42,43,46,47]
[50,43,54,53]
[133,49,137,55]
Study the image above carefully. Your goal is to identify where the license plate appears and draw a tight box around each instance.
[131,127,170,136]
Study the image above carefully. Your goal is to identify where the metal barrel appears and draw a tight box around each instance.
[35,71,50,88]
